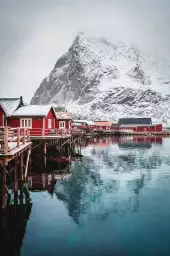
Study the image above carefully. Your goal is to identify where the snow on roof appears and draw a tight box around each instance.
[74,120,95,125]
[54,106,66,112]
[0,98,22,116]
[55,111,72,120]
[119,124,160,127]
[12,105,53,117]
[95,121,111,126]
[118,118,152,125]
[71,123,82,127]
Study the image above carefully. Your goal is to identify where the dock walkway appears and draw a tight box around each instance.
[0,126,83,209]
[0,127,32,162]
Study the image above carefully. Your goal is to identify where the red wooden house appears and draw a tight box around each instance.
[55,111,72,130]
[73,120,96,129]
[8,105,57,136]
[95,121,112,130]
[118,118,163,133]
[0,97,24,126]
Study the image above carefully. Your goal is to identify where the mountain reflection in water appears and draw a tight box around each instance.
[20,136,170,256]
[54,136,165,225]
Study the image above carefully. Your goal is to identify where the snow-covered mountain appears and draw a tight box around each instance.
[31,33,170,123]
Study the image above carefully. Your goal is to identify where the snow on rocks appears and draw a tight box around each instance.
[31,33,170,123]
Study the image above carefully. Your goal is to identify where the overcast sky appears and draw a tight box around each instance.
[0,0,170,103]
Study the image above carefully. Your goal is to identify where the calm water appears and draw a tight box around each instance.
[15,137,170,255]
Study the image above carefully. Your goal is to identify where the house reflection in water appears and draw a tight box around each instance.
[83,136,120,148]
[27,160,71,194]
[53,135,164,225]
[118,135,162,149]
[27,172,56,193]
[82,135,163,149]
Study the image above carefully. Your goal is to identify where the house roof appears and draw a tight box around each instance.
[0,97,23,116]
[118,118,152,125]
[54,106,66,112]
[74,120,95,126]
[71,123,82,127]
[119,124,156,127]
[95,121,112,127]
[55,111,72,120]
[12,105,53,117]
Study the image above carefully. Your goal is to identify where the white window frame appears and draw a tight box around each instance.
[2,112,4,126]
[59,121,65,129]
[48,119,52,129]
[20,118,32,128]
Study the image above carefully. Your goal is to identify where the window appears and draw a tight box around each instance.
[28,119,31,128]
[20,119,32,128]
[48,119,52,129]
[21,120,25,127]
[59,121,65,129]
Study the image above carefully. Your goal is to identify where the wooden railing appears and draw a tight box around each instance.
[30,128,85,137]
[71,129,85,135]
[0,127,30,155]
[30,128,71,137]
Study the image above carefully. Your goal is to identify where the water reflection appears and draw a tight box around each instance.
[82,135,163,149]
[53,136,170,226]
[0,203,32,256]
[6,135,170,256]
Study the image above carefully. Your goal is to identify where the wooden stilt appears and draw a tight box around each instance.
[20,153,24,181]
[29,153,32,171]
[1,163,7,209]
[80,137,81,155]
[44,155,47,168]
[43,142,47,155]
[24,149,31,182]
[19,153,24,204]
[14,158,18,205]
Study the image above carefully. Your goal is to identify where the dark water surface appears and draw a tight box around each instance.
[20,136,170,255]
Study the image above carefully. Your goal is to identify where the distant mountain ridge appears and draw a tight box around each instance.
[31,33,170,123]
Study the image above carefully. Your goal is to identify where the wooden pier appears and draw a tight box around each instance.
[0,127,83,209]
[0,127,32,209]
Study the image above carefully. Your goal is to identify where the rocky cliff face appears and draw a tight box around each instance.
[31,33,170,123]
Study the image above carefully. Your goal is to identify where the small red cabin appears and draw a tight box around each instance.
[73,120,96,129]
[95,121,112,130]
[0,97,24,126]
[55,111,72,130]
[8,105,57,136]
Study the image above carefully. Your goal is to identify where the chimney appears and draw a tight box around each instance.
[20,96,23,105]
